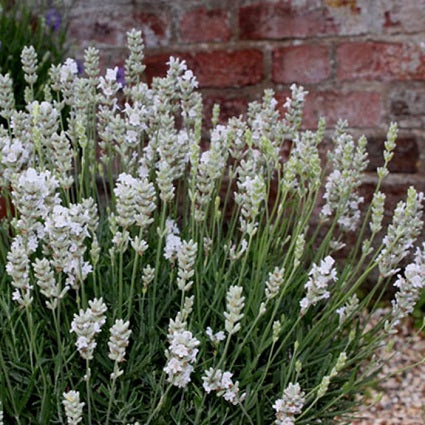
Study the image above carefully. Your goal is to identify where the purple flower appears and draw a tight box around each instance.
[45,7,62,32]
[116,66,126,87]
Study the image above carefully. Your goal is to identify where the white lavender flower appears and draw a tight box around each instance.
[283,83,308,137]
[33,257,69,310]
[388,243,425,328]
[12,168,59,235]
[224,285,245,335]
[273,382,305,425]
[125,29,146,89]
[369,192,386,234]
[130,236,148,256]
[6,237,33,307]
[378,187,423,277]
[336,294,359,325]
[177,239,197,291]
[317,352,347,399]
[142,265,155,294]
[70,298,107,360]
[164,328,200,388]
[0,73,15,120]
[206,327,226,344]
[320,130,368,232]
[21,46,38,86]
[272,320,282,343]
[163,218,182,263]
[300,256,337,314]
[108,319,132,379]
[62,390,84,425]
[235,174,266,236]
[202,368,246,405]
[265,266,285,300]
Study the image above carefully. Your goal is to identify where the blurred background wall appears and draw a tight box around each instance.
[68,0,425,212]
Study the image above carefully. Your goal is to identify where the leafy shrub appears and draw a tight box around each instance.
[0,30,424,425]
[0,0,68,109]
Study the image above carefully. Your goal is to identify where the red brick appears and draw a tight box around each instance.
[68,8,169,48]
[277,90,382,129]
[337,42,403,82]
[145,50,264,88]
[272,45,331,84]
[366,137,418,174]
[337,42,425,82]
[180,8,231,43]
[239,2,337,40]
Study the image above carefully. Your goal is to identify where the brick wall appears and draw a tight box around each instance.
[68,0,425,208]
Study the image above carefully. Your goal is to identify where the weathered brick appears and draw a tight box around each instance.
[382,0,425,34]
[366,136,419,173]
[68,7,170,48]
[389,87,425,128]
[180,8,231,43]
[337,42,425,82]
[272,45,331,84]
[239,1,337,39]
[276,90,382,129]
[145,50,264,88]
[203,95,249,127]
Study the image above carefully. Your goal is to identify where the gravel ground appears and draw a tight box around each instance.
[351,312,425,425]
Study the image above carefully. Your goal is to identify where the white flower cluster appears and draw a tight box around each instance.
[283,83,308,137]
[113,173,156,230]
[177,239,197,291]
[163,218,182,263]
[62,390,84,425]
[11,168,59,236]
[265,266,285,300]
[108,319,132,379]
[206,327,225,344]
[378,186,423,277]
[33,257,69,310]
[388,243,425,328]
[235,174,266,236]
[224,285,245,335]
[202,368,246,405]
[164,296,200,388]
[6,237,33,307]
[300,256,337,314]
[273,382,305,425]
[0,72,15,120]
[320,127,368,232]
[70,298,107,360]
[336,294,359,325]
[164,328,200,388]
[44,201,95,289]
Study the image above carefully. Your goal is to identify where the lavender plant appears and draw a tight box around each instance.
[0,29,424,424]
